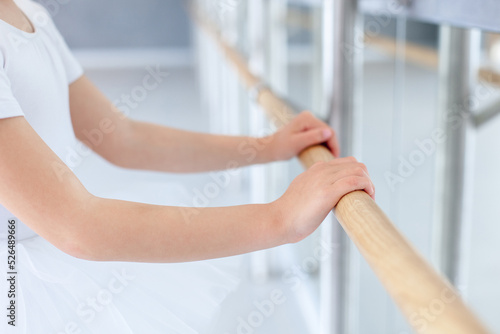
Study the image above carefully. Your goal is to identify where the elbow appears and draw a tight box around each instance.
[55,223,105,262]
[88,143,131,170]
[58,237,96,262]
[59,218,114,262]
[101,152,135,170]
[49,197,109,262]
[60,236,115,262]
[76,119,135,170]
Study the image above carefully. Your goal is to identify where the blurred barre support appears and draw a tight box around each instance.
[324,0,365,332]
[433,26,479,294]
[319,1,344,332]
[190,3,490,334]
[247,0,272,283]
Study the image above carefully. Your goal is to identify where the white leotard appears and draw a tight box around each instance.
[0,3,239,333]
[0,0,83,240]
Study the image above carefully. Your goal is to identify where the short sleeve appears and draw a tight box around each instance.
[52,30,84,84]
[0,66,24,120]
[30,2,84,84]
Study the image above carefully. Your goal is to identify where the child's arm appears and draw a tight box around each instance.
[0,116,373,262]
[69,76,340,173]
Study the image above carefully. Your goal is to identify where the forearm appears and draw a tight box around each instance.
[70,77,340,172]
[76,196,287,262]
[110,120,276,173]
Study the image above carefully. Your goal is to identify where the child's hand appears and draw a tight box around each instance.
[274,157,375,243]
[267,111,340,161]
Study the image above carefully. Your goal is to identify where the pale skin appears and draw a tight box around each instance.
[0,0,375,263]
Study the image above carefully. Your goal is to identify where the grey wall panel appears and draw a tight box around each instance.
[360,0,500,32]
[34,0,191,49]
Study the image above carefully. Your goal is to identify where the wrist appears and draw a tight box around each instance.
[267,200,293,245]
[248,134,275,164]
[257,134,279,163]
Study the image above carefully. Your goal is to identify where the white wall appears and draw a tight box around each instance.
[35,0,191,49]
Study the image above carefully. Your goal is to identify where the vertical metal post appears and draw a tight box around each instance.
[266,0,288,96]
[312,5,324,118]
[433,26,476,291]
[322,0,362,333]
[247,0,271,282]
[222,4,240,137]
[456,28,481,298]
[265,0,288,206]
[320,5,336,334]
[329,0,360,155]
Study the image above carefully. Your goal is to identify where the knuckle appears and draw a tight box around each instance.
[318,185,330,197]
[346,176,360,187]
[299,111,311,119]
[317,131,325,141]
[354,166,365,175]
[311,161,327,169]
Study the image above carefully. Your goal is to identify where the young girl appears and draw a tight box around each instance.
[0,0,375,332]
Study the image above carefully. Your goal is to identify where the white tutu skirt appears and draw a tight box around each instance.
[0,181,242,334]
[0,236,240,334]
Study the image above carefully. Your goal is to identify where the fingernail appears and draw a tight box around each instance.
[322,129,331,139]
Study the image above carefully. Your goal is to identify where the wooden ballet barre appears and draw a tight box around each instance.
[365,35,439,69]
[479,67,500,87]
[191,5,490,334]
[365,35,500,90]
[285,9,500,88]
[284,9,440,69]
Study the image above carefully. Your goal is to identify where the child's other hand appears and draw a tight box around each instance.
[274,157,375,243]
[268,111,340,161]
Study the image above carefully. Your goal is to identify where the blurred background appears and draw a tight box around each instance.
[46,0,190,49]
[34,0,500,333]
